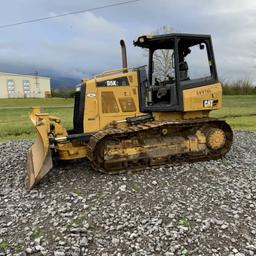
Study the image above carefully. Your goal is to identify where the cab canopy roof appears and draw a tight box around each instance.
[133,33,211,49]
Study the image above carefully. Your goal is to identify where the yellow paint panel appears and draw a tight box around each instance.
[101,91,120,113]
[84,79,100,133]
[84,71,142,133]
[183,83,222,112]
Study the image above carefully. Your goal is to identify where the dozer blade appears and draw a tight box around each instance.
[26,108,53,190]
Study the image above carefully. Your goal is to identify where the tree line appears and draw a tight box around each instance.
[222,80,256,95]
[51,87,76,98]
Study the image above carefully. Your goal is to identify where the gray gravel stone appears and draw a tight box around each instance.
[54,251,65,256]
[80,237,88,247]
[0,132,255,255]
[119,185,126,191]
[25,248,33,254]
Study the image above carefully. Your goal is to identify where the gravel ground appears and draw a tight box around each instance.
[0,131,256,256]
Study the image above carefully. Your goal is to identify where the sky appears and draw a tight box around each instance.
[0,0,255,82]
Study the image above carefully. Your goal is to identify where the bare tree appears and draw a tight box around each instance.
[144,25,176,82]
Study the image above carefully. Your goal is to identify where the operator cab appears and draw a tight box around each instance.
[134,33,218,112]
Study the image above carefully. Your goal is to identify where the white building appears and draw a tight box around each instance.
[0,72,51,98]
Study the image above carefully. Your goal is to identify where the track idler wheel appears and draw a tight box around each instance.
[206,128,226,150]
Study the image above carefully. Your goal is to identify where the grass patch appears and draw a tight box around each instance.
[211,95,256,118]
[15,243,24,253]
[0,98,74,142]
[31,228,44,240]
[178,216,190,227]
[0,96,255,142]
[211,95,256,132]
[0,98,73,108]
[0,241,9,252]
[131,183,142,192]
[225,116,256,131]
[181,248,189,256]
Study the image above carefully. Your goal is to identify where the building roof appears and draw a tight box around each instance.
[0,72,50,80]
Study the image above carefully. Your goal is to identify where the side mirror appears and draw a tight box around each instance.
[199,43,205,50]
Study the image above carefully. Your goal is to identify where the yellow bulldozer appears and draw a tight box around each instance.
[27,33,233,190]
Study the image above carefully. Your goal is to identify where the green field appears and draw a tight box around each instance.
[0,98,74,142]
[0,98,73,108]
[211,95,256,131]
[0,96,255,142]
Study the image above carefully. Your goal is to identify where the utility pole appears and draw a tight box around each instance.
[34,71,40,97]
[35,71,39,88]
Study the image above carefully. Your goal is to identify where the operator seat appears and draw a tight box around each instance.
[179,61,189,81]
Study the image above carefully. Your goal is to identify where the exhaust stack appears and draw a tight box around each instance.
[120,39,128,73]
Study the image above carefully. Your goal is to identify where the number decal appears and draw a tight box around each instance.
[106,80,117,86]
